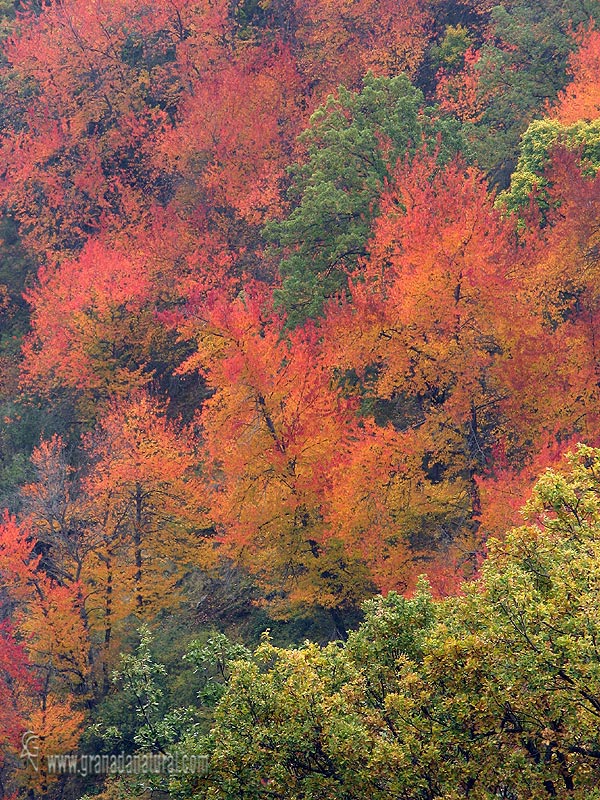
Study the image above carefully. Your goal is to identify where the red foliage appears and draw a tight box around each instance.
[436,47,486,123]
[294,0,432,95]
[0,622,34,761]
[3,0,600,622]
[0,0,235,252]
[21,239,154,397]
[159,43,305,226]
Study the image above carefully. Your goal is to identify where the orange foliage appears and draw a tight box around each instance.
[81,391,212,620]
[20,401,211,682]
[179,288,372,613]
[0,514,89,687]
[3,0,600,631]
[0,0,295,259]
[321,153,521,591]
[503,152,600,446]
[550,27,600,123]
[0,514,88,787]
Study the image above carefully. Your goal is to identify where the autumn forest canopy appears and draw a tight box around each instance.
[1,0,600,796]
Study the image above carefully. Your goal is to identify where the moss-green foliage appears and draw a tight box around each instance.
[501,118,600,213]
[0,215,44,510]
[266,73,466,326]
[185,633,251,708]
[185,445,600,799]
[467,0,600,184]
[86,627,202,756]
[0,0,15,36]
[430,24,473,70]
